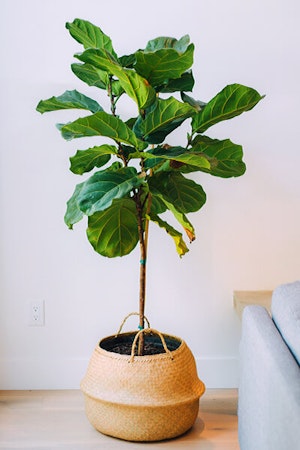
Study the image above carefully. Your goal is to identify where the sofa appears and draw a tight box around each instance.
[238,280,300,450]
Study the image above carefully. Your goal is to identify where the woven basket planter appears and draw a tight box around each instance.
[81,327,205,441]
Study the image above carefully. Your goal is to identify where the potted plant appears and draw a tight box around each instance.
[36,18,263,441]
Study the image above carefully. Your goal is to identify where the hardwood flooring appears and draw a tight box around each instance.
[0,389,239,449]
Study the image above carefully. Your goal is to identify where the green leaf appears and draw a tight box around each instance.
[59,111,148,150]
[145,34,190,53]
[36,90,103,114]
[153,193,196,242]
[119,145,138,160]
[66,18,118,58]
[148,171,206,214]
[158,71,195,93]
[192,83,264,133]
[125,117,137,130]
[71,63,105,89]
[181,92,206,112]
[64,183,85,229]
[77,166,144,215]
[69,145,117,174]
[110,79,124,97]
[134,44,194,87]
[118,68,157,110]
[138,146,211,170]
[105,161,123,171]
[71,63,124,96]
[74,47,119,71]
[119,53,136,68]
[191,135,246,177]
[147,213,189,257]
[76,48,156,110]
[133,97,196,144]
[149,193,167,214]
[87,198,139,257]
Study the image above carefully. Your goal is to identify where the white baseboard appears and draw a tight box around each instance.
[0,356,239,390]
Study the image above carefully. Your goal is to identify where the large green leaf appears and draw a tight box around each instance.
[192,84,264,133]
[158,71,194,93]
[66,18,118,58]
[134,44,194,87]
[59,111,148,150]
[75,47,119,70]
[147,213,189,257]
[71,63,107,89]
[64,165,129,226]
[119,53,136,68]
[135,145,210,170]
[64,183,85,229]
[77,166,145,215]
[145,35,191,53]
[71,63,124,95]
[69,63,104,92]
[181,92,206,112]
[148,171,206,214]
[149,193,167,215]
[76,49,156,109]
[133,97,196,144]
[116,68,157,110]
[87,198,139,257]
[70,144,117,174]
[36,90,103,114]
[191,135,246,178]
[153,193,196,242]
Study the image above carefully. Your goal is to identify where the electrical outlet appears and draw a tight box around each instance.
[29,301,45,326]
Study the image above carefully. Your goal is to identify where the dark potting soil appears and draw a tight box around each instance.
[107,342,163,355]
[100,332,181,356]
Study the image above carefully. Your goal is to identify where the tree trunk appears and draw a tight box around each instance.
[135,190,147,355]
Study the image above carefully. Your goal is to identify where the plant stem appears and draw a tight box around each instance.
[137,194,147,356]
[135,188,153,356]
[108,76,116,116]
[135,189,148,355]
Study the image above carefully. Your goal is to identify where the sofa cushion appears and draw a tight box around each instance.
[271,280,300,365]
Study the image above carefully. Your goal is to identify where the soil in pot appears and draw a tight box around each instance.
[100,332,181,356]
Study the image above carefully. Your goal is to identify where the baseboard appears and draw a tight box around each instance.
[0,356,239,390]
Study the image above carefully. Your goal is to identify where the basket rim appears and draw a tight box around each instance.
[97,331,185,362]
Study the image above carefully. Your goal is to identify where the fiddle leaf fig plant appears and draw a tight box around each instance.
[37,18,264,351]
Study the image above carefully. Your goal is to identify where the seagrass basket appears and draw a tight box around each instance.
[81,327,205,441]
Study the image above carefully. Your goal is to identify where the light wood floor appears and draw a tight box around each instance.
[0,389,239,449]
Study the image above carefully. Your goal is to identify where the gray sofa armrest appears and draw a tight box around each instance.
[238,305,300,450]
[272,280,300,365]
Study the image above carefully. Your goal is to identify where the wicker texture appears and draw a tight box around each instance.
[81,330,205,441]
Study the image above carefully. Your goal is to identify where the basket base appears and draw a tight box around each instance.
[84,395,200,442]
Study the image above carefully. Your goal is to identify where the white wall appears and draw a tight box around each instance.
[1,0,299,389]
